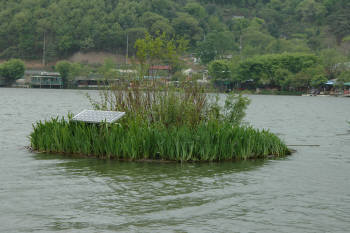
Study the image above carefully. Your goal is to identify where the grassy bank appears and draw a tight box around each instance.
[30,117,290,162]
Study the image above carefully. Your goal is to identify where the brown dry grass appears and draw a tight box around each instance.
[68,51,129,65]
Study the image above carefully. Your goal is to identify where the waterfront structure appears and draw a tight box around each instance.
[75,76,99,88]
[30,72,62,88]
[14,78,29,88]
[148,65,171,79]
[344,82,350,97]
[74,75,120,89]
[0,77,5,86]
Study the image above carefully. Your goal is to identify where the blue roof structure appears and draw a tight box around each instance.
[325,80,335,85]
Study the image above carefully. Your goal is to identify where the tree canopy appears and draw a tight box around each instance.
[0,59,25,86]
[0,0,349,62]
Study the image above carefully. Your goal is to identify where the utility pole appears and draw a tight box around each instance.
[42,31,46,66]
[126,33,129,65]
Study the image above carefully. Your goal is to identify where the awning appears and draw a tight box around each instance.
[344,82,350,87]
[325,80,335,85]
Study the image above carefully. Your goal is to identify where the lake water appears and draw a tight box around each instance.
[1,88,350,232]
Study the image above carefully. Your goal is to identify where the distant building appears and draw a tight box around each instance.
[115,69,137,74]
[75,76,103,88]
[30,72,63,88]
[14,78,28,88]
[344,82,350,97]
[334,62,350,70]
[0,77,5,86]
[182,68,193,76]
[149,65,171,71]
[148,65,171,79]
[74,74,119,89]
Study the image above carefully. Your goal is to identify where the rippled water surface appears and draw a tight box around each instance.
[1,88,350,232]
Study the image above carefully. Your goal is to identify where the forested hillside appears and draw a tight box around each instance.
[0,0,349,63]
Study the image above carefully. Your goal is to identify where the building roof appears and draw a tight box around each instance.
[149,65,171,70]
[325,80,335,85]
[16,78,26,84]
[182,68,193,75]
[115,69,137,73]
[32,75,61,79]
[75,76,97,81]
[25,70,60,76]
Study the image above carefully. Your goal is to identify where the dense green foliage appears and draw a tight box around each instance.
[54,60,92,86]
[236,53,320,89]
[1,0,350,62]
[208,52,348,91]
[208,59,231,80]
[55,61,71,87]
[30,116,289,161]
[0,59,25,86]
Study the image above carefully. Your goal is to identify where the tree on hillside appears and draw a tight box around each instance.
[126,27,148,54]
[0,59,25,86]
[296,0,326,25]
[0,0,349,60]
[141,12,167,30]
[55,60,89,87]
[327,0,350,44]
[197,31,237,64]
[134,33,188,76]
[336,70,350,88]
[172,13,203,46]
[55,61,71,88]
[150,20,174,37]
[184,2,207,20]
[208,60,231,81]
[319,49,347,79]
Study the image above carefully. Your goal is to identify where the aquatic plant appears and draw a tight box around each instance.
[30,117,290,161]
[87,81,251,127]
[31,80,290,161]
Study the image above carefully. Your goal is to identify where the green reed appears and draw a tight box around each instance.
[30,81,291,161]
[88,81,250,128]
[30,117,290,162]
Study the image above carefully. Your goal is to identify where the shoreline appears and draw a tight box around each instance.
[3,86,349,97]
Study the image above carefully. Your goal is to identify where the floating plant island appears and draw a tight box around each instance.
[29,85,291,162]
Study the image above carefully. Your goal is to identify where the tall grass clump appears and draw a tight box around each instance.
[30,80,291,161]
[30,116,290,161]
[87,80,252,127]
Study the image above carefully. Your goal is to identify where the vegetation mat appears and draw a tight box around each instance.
[30,117,290,162]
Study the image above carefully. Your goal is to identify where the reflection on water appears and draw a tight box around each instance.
[34,153,267,177]
[1,88,350,232]
[31,154,271,232]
